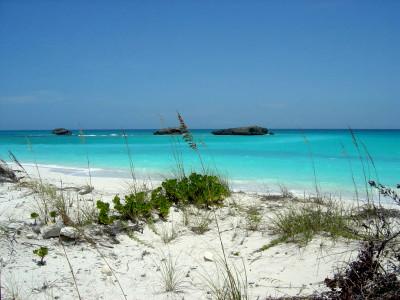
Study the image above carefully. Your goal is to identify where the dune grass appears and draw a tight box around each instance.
[157,252,185,293]
[258,200,360,251]
[159,223,179,244]
[244,204,262,231]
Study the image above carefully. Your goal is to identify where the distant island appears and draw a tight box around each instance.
[52,128,72,135]
[153,126,272,136]
[212,126,271,135]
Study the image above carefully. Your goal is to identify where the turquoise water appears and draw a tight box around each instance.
[0,129,399,197]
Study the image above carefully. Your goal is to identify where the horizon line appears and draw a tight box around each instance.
[1,128,400,131]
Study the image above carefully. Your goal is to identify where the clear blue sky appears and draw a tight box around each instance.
[0,0,399,130]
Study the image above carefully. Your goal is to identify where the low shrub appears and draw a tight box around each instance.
[96,200,114,225]
[96,173,229,225]
[33,246,48,266]
[96,191,172,225]
[30,212,39,225]
[162,172,230,208]
[150,187,172,220]
[113,192,153,221]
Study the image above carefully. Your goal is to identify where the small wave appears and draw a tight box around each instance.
[77,133,121,137]
[20,162,103,172]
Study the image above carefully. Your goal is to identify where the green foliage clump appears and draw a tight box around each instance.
[30,212,39,225]
[151,187,172,220]
[33,246,48,265]
[96,200,114,225]
[95,173,229,225]
[96,191,172,225]
[162,173,230,208]
[49,210,57,222]
[113,193,153,221]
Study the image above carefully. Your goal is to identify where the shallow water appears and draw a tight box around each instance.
[0,129,399,197]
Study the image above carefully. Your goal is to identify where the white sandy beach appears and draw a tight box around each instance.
[0,165,362,300]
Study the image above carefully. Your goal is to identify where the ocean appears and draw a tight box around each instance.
[0,129,399,198]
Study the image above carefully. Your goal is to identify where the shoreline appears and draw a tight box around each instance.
[14,162,365,202]
[2,128,399,201]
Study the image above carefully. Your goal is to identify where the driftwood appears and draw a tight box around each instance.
[0,160,18,183]
[0,152,29,183]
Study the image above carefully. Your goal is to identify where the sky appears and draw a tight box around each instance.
[0,0,399,130]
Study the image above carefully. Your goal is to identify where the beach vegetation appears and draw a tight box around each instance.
[205,256,249,300]
[95,172,228,226]
[52,188,75,226]
[113,193,153,221]
[33,246,48,266]
[278,184,293,199]
[150,187,172,220]
[157,252,185,293]
[2,274,25,300]
[162,173,230,208]
[96,190,172,225]
[20,179,57,224]
[186,206,213,234]
[49,210,57,222]
[30,212,39,225]
[96,200,114,225]
[245,205,262,231]
[159,223,179,244]
[19,176,94,228]
[258,200,359,251]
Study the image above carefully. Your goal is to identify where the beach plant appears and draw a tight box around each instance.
[33,246,48,266]
[206,257,249,300]
[245,205,262,231]
[53,183,75,226]
[96,173,228,226]
[30,212,39,225]
[278,184,293,199]
[187,207,213,234]
[159,223,179,244]
[96,191,173,225]
[96,200,114,225]
[157,252,185,293]
[27,180,54,224]
[162,173,230,208]
[49,210,57,222]
[150,187,172,220]
[113,193,153,221]
[76,197,98,227]
[2,274,26,300]
[258,200,359,251]
[22,178,74,225]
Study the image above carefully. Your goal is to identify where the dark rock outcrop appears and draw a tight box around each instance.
[153,127,182,135]
[52,128,72,135]
[212,126,270,136]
